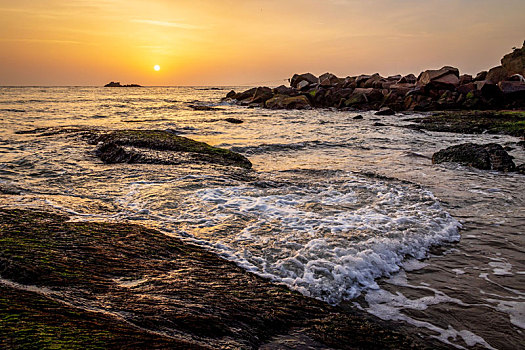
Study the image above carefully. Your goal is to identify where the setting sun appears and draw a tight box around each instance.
[154,65,161,71]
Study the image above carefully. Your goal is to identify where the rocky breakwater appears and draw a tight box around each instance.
[224,41,525,112]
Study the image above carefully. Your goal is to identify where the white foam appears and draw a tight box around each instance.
[168,175,461,304]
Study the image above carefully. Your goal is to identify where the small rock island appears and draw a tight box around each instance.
[104,81,142,87]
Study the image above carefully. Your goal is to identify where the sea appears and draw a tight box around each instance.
[0,86,523,349]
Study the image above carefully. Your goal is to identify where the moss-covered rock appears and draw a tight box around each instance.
[0,208,438,349]
[406,110,525,137]
[432,143,516,172]
[92,130,252,169]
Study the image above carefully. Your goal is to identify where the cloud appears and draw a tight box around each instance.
[131,19,205,30]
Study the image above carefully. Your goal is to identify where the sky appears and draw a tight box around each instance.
[1,0,524,86]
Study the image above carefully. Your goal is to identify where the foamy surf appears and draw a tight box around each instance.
[140,172,463,305]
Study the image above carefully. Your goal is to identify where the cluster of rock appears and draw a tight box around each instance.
[104,82,142,87]
[225,41,525,112]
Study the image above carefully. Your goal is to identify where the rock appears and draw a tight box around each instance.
[355,74,372,87]
[233,87,257,101]
[318,73,341,87]
[93,130,252,168]
[0,208,430,350]
[104,82,141,87]
[344,88,383,107]
[486,66,509,84]
[226,90,236,98]
[517,164,525,174]
[375,107,395,116]
[507,74,525,82]
[265,95,311,109]
[290,73,318,89]
[417,66,460,89]
[251,87,273,103]
[474,71,488,81]
[189,105,220,111]
[373,122,386,127]
[501,41,525,76]
[353,115,363,120]
[475,80,503,102]
[363,74,383,88]
[273,85,295,96]
[225,118,244,124]
[398,74,417,84]
[432,143,515,172]
[457,83,476,95]
[296,80,311,91]
[498,81,525,95]
[459,74,473,85]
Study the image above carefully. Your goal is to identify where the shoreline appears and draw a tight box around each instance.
[0,208,444,349]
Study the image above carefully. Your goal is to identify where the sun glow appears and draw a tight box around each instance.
[154,65,161,71]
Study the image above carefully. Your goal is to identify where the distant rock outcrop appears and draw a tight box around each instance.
[104,82,142,87]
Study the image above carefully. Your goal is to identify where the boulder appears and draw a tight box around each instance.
[356,75,372,87]
[273,85,296,96]
[250,87,273,103]
[265,95,311,109]
[474,71,488,81]
[398,74,417,84]
[507,74,525,82]
[417,66,460,89]
[226,90,236,98]
[344,88,383,106]
[375,107,395,116]
[319,73,341,87]
[290,73,318,89]
[432,143,515,172]
[297,80,311,91]
[486,66,509,84]
[457,83,476,95]
[498,81,525,95]
[501,41,525,76]
[459,74,473,85]
[233,87,257,101]
[363,74,383,88]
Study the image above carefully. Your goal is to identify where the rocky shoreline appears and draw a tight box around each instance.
[224,42,525,113]
[0,208,443,349]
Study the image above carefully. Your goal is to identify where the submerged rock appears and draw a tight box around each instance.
[225,117,244,124]
[432,143,516,172]
[93,130,252,168]
[375,107,395,116]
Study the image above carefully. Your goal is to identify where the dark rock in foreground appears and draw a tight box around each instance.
[104,81,142,87]
[432,143,516,172]
[0,209,438,349]
[92,130,252,169]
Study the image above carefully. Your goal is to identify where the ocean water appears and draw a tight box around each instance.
[0,87,524,349]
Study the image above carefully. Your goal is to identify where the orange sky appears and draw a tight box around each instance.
[1,0,524,86]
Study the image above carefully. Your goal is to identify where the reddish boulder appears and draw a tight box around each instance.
[417,66,460,90]
[318,73,341,87]
[474,71,488,81]
[486,66,509,84]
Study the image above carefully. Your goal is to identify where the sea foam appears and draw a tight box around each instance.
[170,174,461,304]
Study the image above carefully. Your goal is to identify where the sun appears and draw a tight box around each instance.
[154,65,160,71]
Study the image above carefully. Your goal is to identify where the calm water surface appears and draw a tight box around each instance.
[0,87,523,349]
